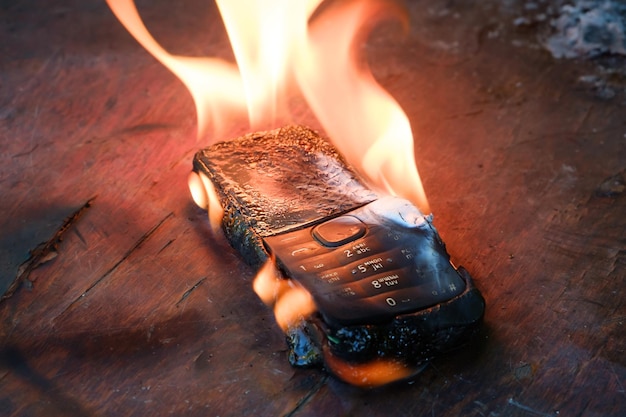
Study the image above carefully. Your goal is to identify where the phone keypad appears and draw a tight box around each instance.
[264,214,466,325]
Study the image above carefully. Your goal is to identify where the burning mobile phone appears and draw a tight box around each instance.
[189,125,485,387]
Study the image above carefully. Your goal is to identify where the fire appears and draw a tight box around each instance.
[187,171,224,235]
[253,259,422,387]
[215,0,314,129]
[323,351,417,388]
[106,0,429,213]
[108,0,431,386]
[252,260,316,331]
[295,0,429,213]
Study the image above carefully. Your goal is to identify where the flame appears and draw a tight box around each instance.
[254,261,422,388]
[323,349,417,388]
[106,0,428,213]
[295,0,429,213]
[106,0,250,139]
[109,0,433,386]
[188,171,224,234]
[214,0,315,129]
[253,260,316,331]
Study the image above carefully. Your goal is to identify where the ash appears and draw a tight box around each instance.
[543,0,626,58]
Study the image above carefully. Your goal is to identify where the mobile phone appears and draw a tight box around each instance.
[189,125,485,386]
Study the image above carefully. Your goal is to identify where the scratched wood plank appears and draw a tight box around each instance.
[1,1,625,417]
[0,1,329,415]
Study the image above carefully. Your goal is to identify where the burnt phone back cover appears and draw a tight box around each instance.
[192,125,485,385]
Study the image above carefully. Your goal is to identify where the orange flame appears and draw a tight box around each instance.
[323,349,417,388]
[106,0,428,213]
[295,0,429,213]
[253,260,316,331]
[214,0,314,129]
[187,171,224,235]
[106,0,247,139]
[108,0,432,386]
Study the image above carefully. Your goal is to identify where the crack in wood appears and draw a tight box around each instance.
[114,123,177,135]
[282,375,328,417]
[157,238,176,255]
[57,212,174,317]
[73,227,88,247]
[507,397,557,417]
[445,108,484,119]
[175,277,207,307]
[11,143,39,158]
[1,197,97,301]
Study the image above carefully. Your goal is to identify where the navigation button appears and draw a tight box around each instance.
[313,215,367,247]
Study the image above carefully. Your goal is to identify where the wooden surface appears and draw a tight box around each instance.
[1,0,624,416]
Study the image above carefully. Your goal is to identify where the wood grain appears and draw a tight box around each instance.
[1,0,624,416]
